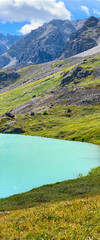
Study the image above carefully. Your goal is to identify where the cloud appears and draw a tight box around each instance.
[19,20,43,34]
[0,0,71,34]
[93,9,100,16]
[81,5,90,16]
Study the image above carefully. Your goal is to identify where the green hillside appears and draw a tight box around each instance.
[0,54,100,145]
[0,167,100,239]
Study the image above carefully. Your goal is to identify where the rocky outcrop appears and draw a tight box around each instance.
[64,38,97,59]
[61,66,93,85]
[9,128,25,134]
[61,17,100,59]
[0,71,20,88]
[5,112,15,118]
[84,16,99,27]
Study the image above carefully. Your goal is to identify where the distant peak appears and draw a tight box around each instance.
[84,16,99,28]
[49,19,69,26]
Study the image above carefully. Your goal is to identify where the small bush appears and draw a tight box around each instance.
[43,110,48,115]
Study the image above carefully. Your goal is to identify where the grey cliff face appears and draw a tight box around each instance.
[7,19,76,65]
[61,17,100,59]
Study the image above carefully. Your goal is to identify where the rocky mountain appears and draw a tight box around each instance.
[61,16,100,59]
[0,34,22,56]
[71,18,86,30]
[2,20,76,67]
[0,18,85,69]
[0,17,100,69]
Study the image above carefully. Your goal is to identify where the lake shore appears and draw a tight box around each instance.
[0,167,100,239]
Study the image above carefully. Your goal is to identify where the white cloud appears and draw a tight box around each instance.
[0,0,71,34]
[81,5,90,16]
[93,9,100,15]
[19,20,43,34]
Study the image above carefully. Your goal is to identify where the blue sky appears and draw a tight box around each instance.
[0,0,100,35]
[64,0,100,19]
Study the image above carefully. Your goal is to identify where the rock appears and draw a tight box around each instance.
[67,109,71,113]
[31,112,35,116]
[61,66,93,85]
[84,16,99,28]
[5,112,15,118]
[0,211,10,214]
[10,128,25,134]
[0,127,9,133]
[32,95,36,98]
[83,59,88,63]
[0,71,20,88]
[61,74,72,85]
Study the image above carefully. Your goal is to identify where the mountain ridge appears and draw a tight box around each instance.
[60,16,100,59]
[0,18,86,69]
[0,33,22,56]
[0,17,100,69]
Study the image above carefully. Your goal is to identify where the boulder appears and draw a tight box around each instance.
[5,112,15,118]
[32,95,36,98]
[31,112,35,116]
[67,109,71,113]
[10,128,25,134]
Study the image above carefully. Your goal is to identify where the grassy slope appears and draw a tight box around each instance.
[0,72,64,114]
[0,58,81,92]
[1,105,100,145]
[66,54,100,88]
[0,55,100,145]
[0,167,100,239]
[0,54,100,115]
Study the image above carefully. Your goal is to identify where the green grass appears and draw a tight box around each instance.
[0,73,63,114]
[0,167,100,239]
[1,105,100,145]
[0,54,100,115]
[65,54,100,88]
[0,167,99,211]
[0,54,100,145]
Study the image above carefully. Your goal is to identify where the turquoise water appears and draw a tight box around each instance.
[0,134,100,198]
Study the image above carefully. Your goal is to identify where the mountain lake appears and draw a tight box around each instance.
[0,134,100,198]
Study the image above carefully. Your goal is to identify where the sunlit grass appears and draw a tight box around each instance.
[0,167,100,239]
[0,105,100,145]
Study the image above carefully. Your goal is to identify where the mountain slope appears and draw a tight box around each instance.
[0,33,22,55]
[73,43,100,58]
[61,16,100,59]
[0,19,81,69]
[71,18,86,30]
[7,20,76,65]
[0,17,100,69]
[0,53,100,144]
